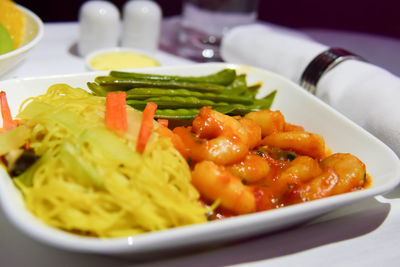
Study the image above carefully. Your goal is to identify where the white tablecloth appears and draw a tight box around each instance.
[1,22,400,267]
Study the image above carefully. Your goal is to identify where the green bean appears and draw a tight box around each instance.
[242,82,263,98]
[218,90,277,116]
[125,88,252,104]
[129,104,200,119]
[127,96,230,109]
[155,108,201,119]
[94,76,225,92]
[110,68,236,85]
[252,90,277,109]
[221,74,248,95]
[87,82,108,96]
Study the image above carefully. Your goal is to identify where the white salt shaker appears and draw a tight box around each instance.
[78,1,120,57]
[121,0,162,51]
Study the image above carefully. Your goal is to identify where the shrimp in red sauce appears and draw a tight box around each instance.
[167,107,370,216]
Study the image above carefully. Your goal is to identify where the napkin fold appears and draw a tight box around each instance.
[221,24,400,157]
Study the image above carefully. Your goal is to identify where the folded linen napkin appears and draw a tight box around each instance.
[221,24,400,157]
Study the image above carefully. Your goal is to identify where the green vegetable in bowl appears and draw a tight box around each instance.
[0,23,14,55]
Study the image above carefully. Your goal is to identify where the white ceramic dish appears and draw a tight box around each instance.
[0,5,44,77]
[0,63,399,257]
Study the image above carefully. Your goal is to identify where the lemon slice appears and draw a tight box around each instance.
[0,23,13,55]
[0,0,26,49]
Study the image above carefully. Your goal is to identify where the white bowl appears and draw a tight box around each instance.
[0,5,44,77]
[0,63,399,257]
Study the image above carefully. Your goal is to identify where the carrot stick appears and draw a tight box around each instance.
[0,91,16,131]
[137,102,158,152]
[157,119,169,128]
[105,91,128,132]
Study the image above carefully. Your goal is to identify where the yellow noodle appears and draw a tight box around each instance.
[14,84,207,238]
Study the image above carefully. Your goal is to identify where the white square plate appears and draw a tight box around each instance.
[0,63,399,256]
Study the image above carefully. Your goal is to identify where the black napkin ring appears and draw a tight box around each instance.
[300,48,364,94]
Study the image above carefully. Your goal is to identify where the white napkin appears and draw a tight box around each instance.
[221,24,400,157]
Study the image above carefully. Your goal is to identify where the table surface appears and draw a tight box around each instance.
[1,22,400,267]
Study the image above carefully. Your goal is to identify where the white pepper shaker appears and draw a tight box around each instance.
[121,0,162,51]
[78,1,120,57]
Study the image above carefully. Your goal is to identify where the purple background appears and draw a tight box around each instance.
[17,0,400,39]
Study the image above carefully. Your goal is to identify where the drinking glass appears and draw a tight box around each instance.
[178,0,259,61]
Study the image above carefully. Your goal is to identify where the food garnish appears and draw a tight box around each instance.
[136,102,157,152]
[105,91,128,132]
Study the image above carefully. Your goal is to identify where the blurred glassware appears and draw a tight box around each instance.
[178,0,258,62]
[77,1,120,57]
[121,0,162,51]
